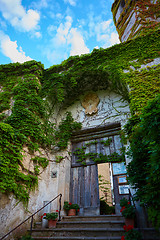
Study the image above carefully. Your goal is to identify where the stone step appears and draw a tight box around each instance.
[56,220,124,229]
[31,228,124,238]
[62,215,124,222]
[140,228,160,240]
[32,237,122,240]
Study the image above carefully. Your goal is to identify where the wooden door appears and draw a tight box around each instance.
[70,164,100,216]
[70,122,124,216]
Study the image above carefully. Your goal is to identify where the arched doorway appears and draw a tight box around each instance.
[70,122,129,216]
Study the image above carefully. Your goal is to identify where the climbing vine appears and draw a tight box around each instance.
[125,94,160,228]
[0,62,82,203]
[0,61,55,203]
[73,139,125,165]
[42,29,160,114]
[55,112,82,150]
[112,0,160,42]
[0,28,160,203]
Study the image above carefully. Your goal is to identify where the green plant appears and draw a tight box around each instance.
[74,147,124,165]
[121,225,142,240]
[100,200,115,215]
[54,112,82,150]
[44,211,59,220]
[19,235,34,240]
[63,201,80,211]
[125,94,160,228]
[120,198,136,219]
[55,155,64,163]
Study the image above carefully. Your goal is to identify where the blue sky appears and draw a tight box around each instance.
[0,0,119,69]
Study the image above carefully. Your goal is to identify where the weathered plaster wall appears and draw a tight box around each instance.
[53,90,130,129]
[0,147,60,239]
[50,89,130,211]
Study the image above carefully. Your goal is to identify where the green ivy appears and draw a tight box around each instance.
[55,112,82,150]
[42,29,160,113]
[0,61,55,203]
[125,94,160,228]
[73,146,124,165]
[0,29,160,204]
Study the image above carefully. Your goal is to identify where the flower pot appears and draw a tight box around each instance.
[68,209,76,216]
[48,219,58,228]
[125,218,134,227]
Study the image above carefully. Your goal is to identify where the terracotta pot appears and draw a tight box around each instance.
[125,218,134,227]
[48,219,57,228]
[68,209,76,216]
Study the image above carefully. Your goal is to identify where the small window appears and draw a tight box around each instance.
[118,175,127,184]
[119,185,129,195]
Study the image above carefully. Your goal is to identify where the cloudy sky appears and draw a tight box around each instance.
[0,0,119,69]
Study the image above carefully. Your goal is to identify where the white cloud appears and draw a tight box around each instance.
[68,28,90,56]
[0,31,32,63]
[44,15,89,65]
[54,16,72,45]
[109,32,120,46]
[95,19,112,42]
[56,13,63,19]
[64,0,76,6]
[33,0,49,9]
[35,32,42,38]
[0,0,40,32]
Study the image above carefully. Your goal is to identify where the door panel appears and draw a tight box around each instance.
[70,164,100,215]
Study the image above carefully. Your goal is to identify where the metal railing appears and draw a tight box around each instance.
[0,193,62,240]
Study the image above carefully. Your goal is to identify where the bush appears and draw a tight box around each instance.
[100,200,115,215]
[125,94,160,228]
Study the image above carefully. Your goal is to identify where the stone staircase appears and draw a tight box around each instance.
[31,215,125,240]
[31,215,160,240]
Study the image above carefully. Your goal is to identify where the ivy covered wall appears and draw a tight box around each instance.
[112,0,160,42]
[0,29,160,205]
[42,29,160,114]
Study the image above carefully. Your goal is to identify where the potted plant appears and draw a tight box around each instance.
[63,201,80,216]
[120,198,136,226]
[121,224,142,240]
[44,211,59,228]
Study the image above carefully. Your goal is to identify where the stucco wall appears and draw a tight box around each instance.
[0,89,130,239]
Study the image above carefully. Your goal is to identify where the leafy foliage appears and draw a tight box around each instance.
[112,0,160,42]
[42,30,160,113]
[44,212,58,220]
[0,59,81,203]
[19,235,34,240]
[100,200,115,215]
[120,198,136,219]
[0,30,160,205]
[73,146,125,165]
[55,112,82,150]
[122,225,142,240]
[125,94,160,228]
[63,201,80,211]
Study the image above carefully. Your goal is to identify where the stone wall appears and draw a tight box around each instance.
[0,89,130,239]
[112,0,160,42]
